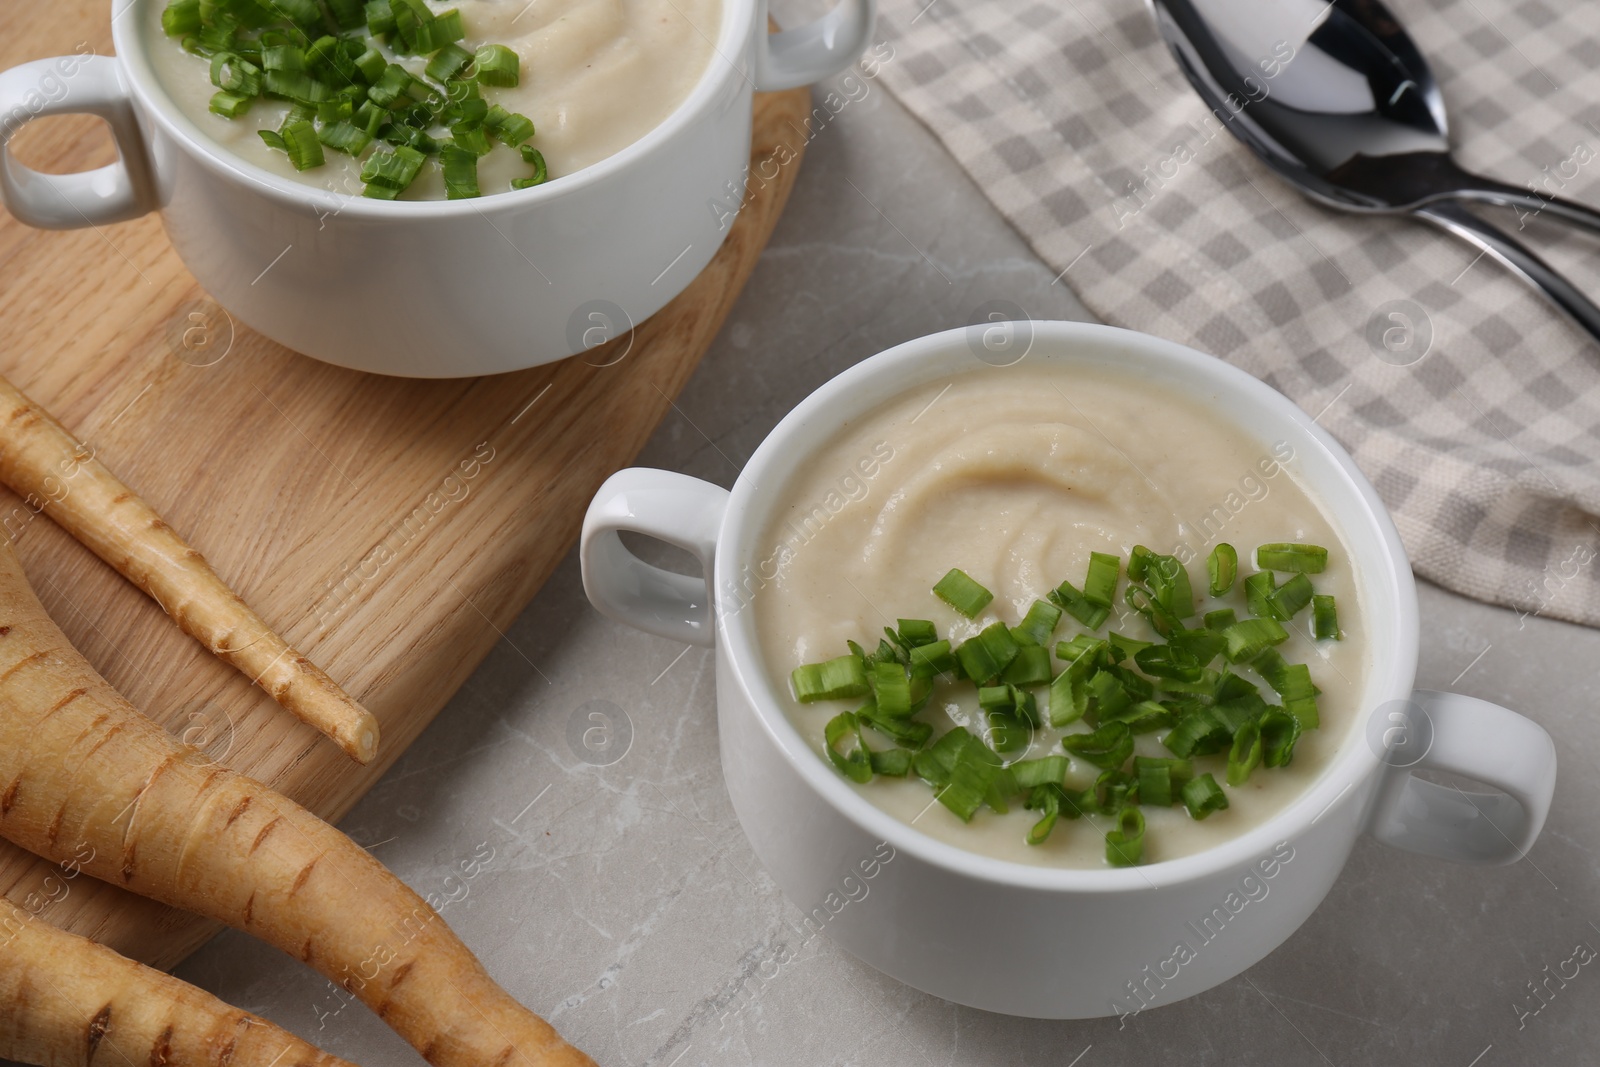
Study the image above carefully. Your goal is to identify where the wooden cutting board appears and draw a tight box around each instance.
[0,3,809,970]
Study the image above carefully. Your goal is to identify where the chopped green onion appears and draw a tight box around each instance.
[1011,599,1062,647]
[365,0,397,33]
[1203,607,1237,631]
[317,119,372,155]
[441,144,480,199]
[1062,720,1133,770]
[1046,662,1088,728]
[512,145,548,189]
[1266,572,1315,620]
[1086,669,1131,720]
[1024,785,1063,845]
[1105,806,1145,866]
[1128,544,1153,582]
[326,0,368,29]
[908,639,956,675]
[257,128,286,151]
[1050,577,1110,629]
[209,90,254,118]
[1092,767,1137,813]
[1208,543,1238,597]
[1227,720,1262,785]
[892,618,938,648]
[352,44,387,82]
[933,568,993,617]
[485,104,536,147]
[1223,617,1289,662]
[858,704,932,749]
[1214,670,1258,702]
[426,41,474,82]
[1259,709,1301,767]
[1163,706,1230,759]
[1011,755,1068,789]
[1313,594,1341,640]
[473,43,521,86]
[276,119,324,170]
[870,748,913,776]
[1001,644,1052,687]
[1244,570,1278,619]
[1083,551,1120,607]
[824,711,873,784]
[1256,542,1328,573]
[1211,691,1267,735]
[1135,756,1191,806]
[1169,627,1226,667]
[1145,553,1195,619]
[986,710,1032,754]
[1182,772,1229,819]
[1100,699,1174,733]
[1106,631,1151,663]
[869,660,912,718]
[450,124,492,156]
[1285,696,1320,730]
[955,622,1019,683]
[163,0,204,35]
[790,654,869,703]
[209,51,261,94]
[1134,643,1203,682]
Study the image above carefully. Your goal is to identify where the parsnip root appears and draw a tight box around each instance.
[0,375,379,762]
[0,898,357,1067]
[0,540,594,1067]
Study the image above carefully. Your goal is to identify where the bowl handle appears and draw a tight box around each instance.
[755,0,878,91]
[581,468,730,647]
[1364,690,1556,865]
[0,55,157,230]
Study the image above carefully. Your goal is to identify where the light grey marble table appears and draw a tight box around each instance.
[94,68,1599,1067]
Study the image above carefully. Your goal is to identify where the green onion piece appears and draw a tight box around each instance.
[1182,772,1229,819]
[955,621,1019,683]
[1083,552,1120,607]
[1285,695,1320,730]
[789,654,869,703]
[441,144,480,199]
[1256,542,1329,573]
[363,183,401,200]
[426,41,474,82]
[264,70,330,104]
[261,44,305,72]
[1001,644,1052,687]
[257,128,286,151]
[1101,699,1174,734]
[209,52,261,94]
[163,0,204,35]
[907,639,956,675]
[209,90,253,118]
[1055,633,1107,665]
[1046,663,1088,728]
[351,44,387,83]
[1092,767,1137,813]
[1163,706,1230,758]
[1149,553,1195,618]
[869,660,912,718]
[1024,785,1062,845]
[1244,570,1278,619]
[1158,669,1221,698]
[894,618,938,648]
[977,685,1014,712]
[916,729,1011,822]
[1134,643,1203,682]
[317,119,372,155]
[368,63,417,108]
[1128,544,1153,582]
[277,119,324,170]
[1050,577,1110,629]
[1086,669,1131,720]
[450,125,492,156]
[326,0,368,29]
[1259,709,1301,767]
[858,704,932,749]
[1223,617,1289,662]
[869,748,912,777]
[1062,720,1133,770]
[272,0,323,27]
[986,711,1031,754]
[1227,720,1263,785]
[473,43,521,87]
[1011,599,1062,647]
[1313,594,1341,640]
[1169,627,1226,668]
[433,8,466,45]
[1011,755,1068,789]
[512,146,548,189]
[1106,807,1146,866]
[1123,584,1178,637]
[485,104,536,147]
[1258,657,1316,701]
[823,711,873,784]
[1267,572,1315,620]
[1135,756,1193,807]
[1211,692,1267,735]
[1107,663,1154,701]
[933,568,992,617]
[1214,670,1258,702]
[1208,543,1238,597]
[1106,631,1151,663]
[1203,607,1237,632]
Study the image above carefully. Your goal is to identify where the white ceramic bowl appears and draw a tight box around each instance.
[579,321,1557,1019]
[0,0,874,377]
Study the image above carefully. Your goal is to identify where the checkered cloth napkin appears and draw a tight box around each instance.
[872,0,1600,627]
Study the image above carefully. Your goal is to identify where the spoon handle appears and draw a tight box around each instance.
[1414,201,1600,347]
[1445,171,1600,238]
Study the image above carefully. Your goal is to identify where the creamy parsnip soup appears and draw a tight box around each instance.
[755,364,1365,868]
[145,0,718,199]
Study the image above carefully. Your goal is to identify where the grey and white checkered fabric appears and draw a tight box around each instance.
[873,0,1600,627]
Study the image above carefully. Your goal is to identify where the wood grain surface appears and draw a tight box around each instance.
[0,3,809,970]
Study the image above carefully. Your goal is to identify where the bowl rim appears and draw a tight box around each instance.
[713,320,1419,893]
[109,0,750,215]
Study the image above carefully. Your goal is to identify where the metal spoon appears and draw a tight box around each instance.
[1148,0,1600,344]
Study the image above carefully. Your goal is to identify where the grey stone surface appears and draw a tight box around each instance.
[39,70,1599,1067]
